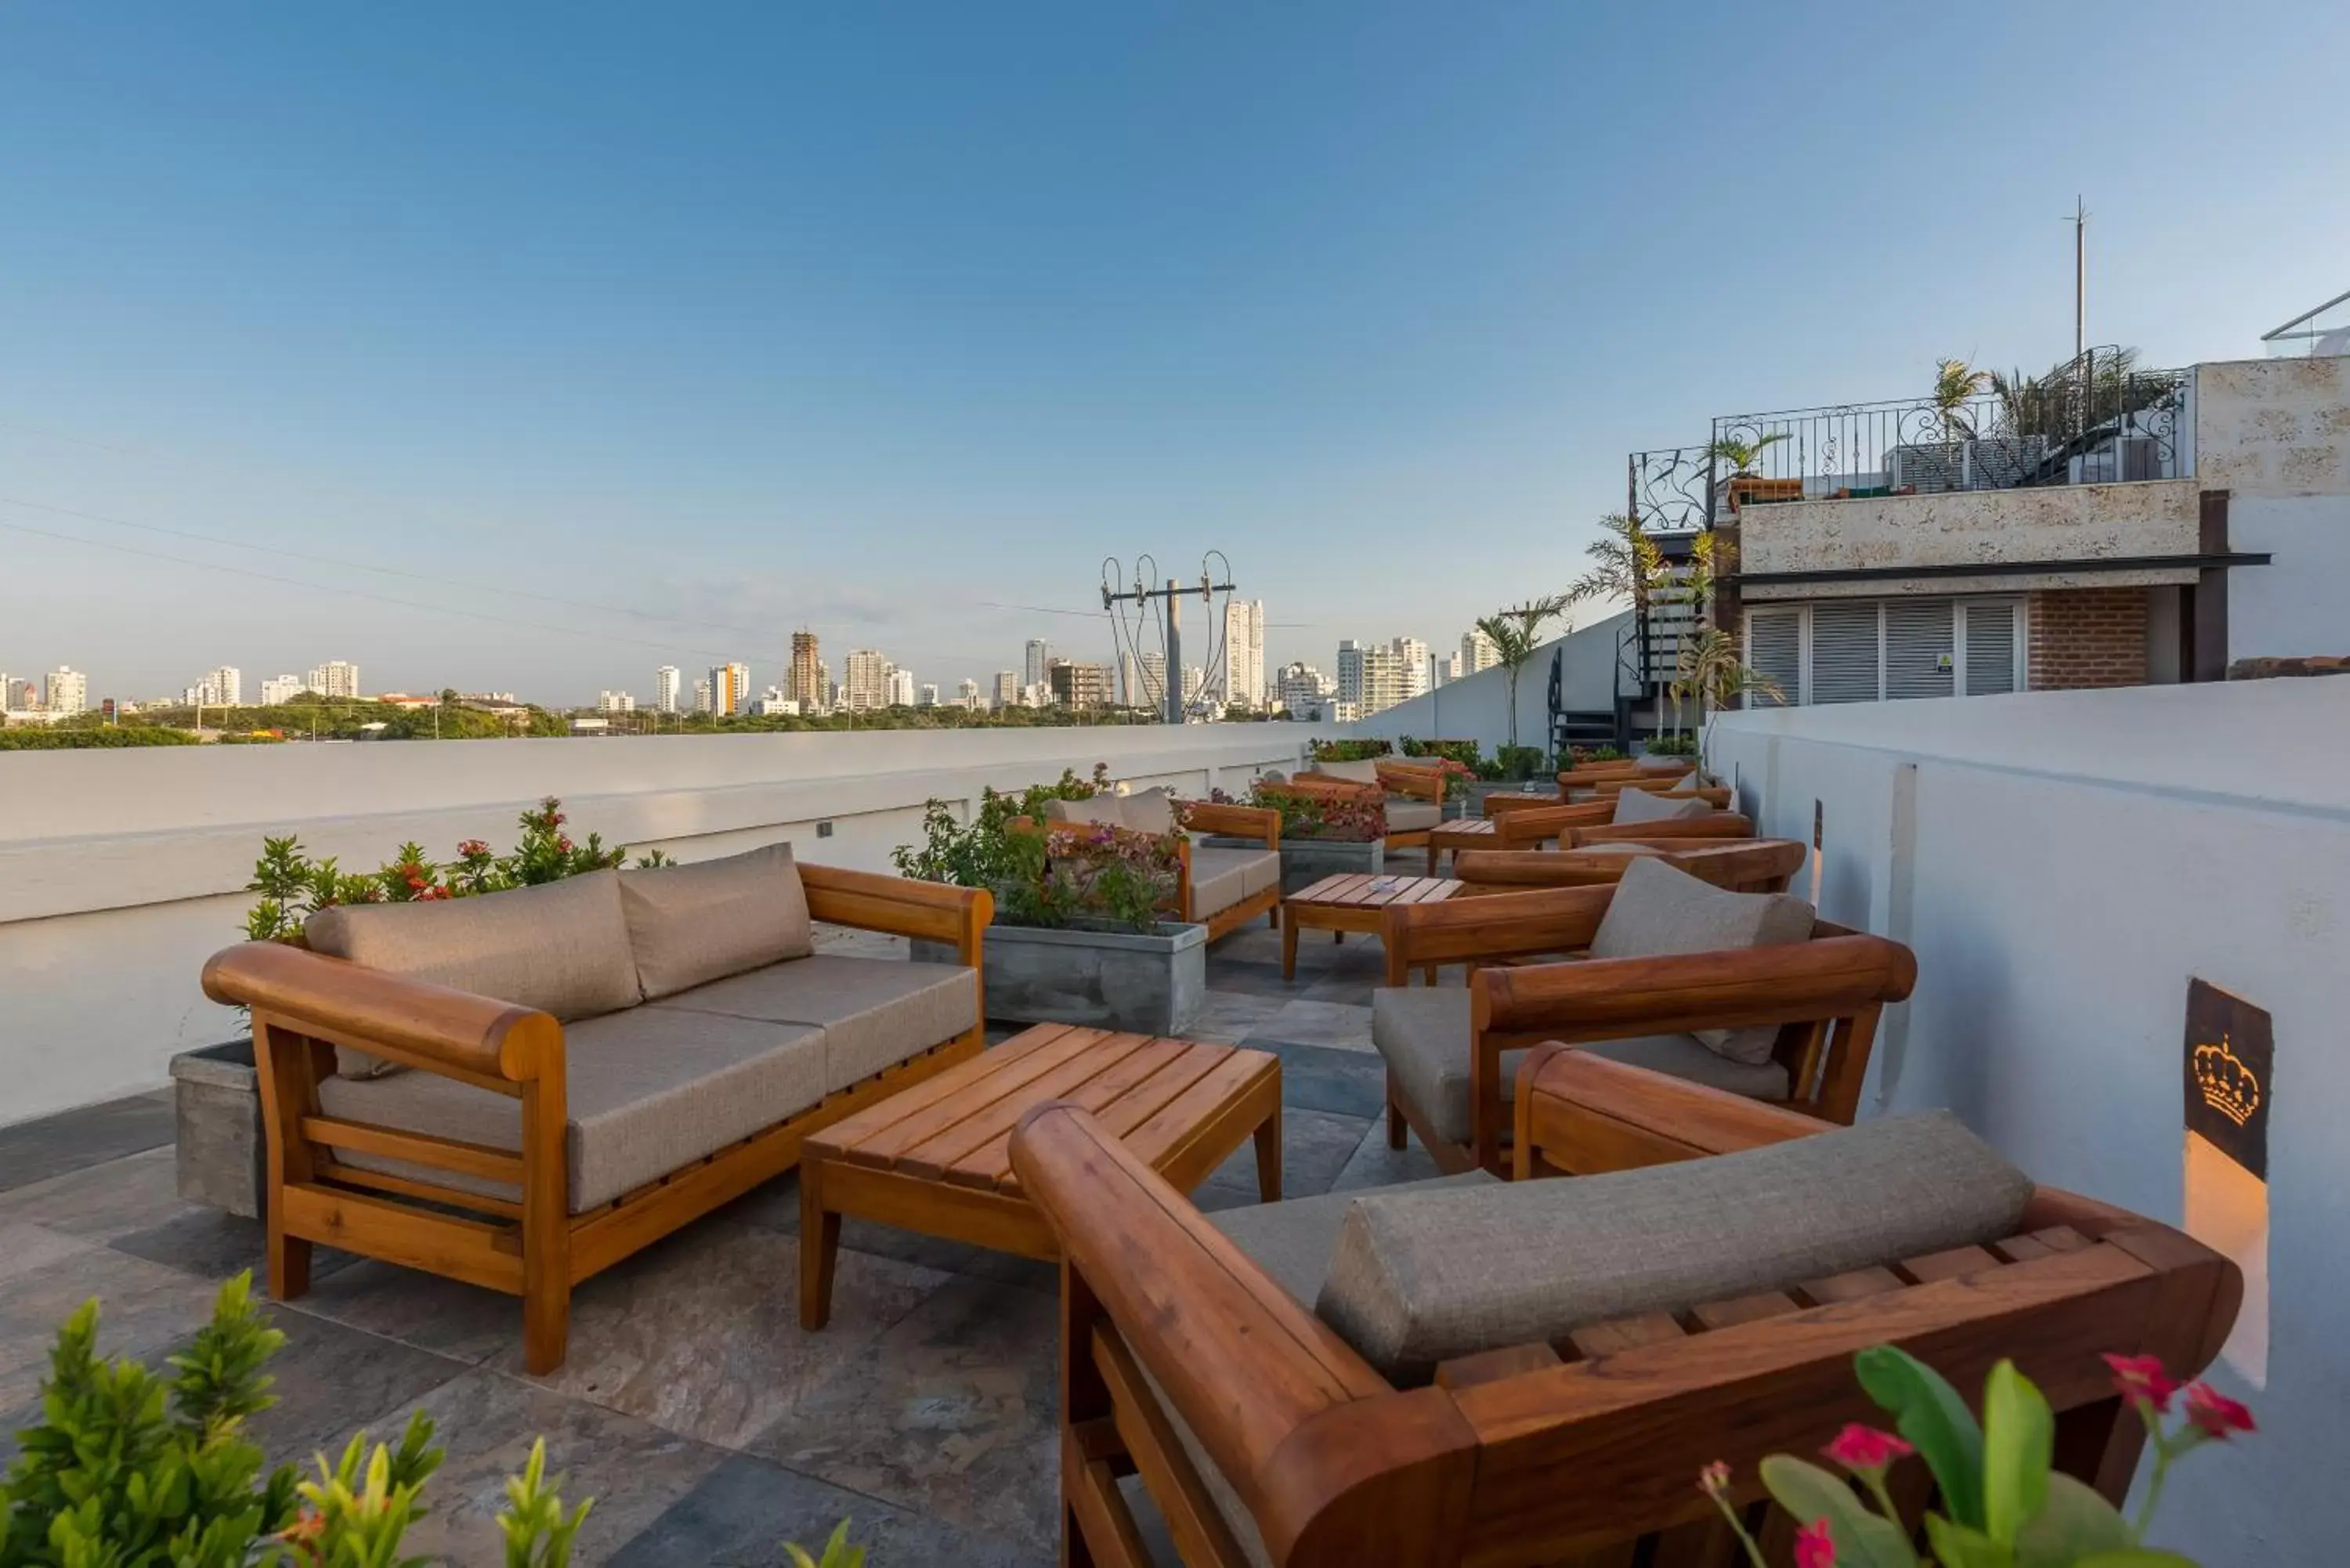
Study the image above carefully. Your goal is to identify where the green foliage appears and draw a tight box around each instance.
[1493,745,1546,782]
[1399,737,1492,780]
[243,800,663,944]
[1309,739,1391,762]
[1853,1346,1989,1532]
[891,767,1175,933]
[1568,744,1626,764]
[1642,732,1697,757]
[1704,430,1792,477]
[1473,596,1571,753]
[0,725,200,749]
[0,1275,613,1568]
[784,1519,866,1568]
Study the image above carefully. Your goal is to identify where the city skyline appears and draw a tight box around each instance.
[5,6,2339,704]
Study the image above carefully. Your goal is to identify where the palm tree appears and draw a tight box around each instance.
[1670,627,1784,777]
[1570,512,1676,732]
[1703,430,1791,478]
[1473,594,1569,759]
[1932,356,1994,446]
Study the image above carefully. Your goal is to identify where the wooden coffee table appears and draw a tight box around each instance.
[798,1024,1282,1328]
[1281,873,1460,979]
[1426,817,1503,875]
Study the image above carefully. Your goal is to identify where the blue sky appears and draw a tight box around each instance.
[2,2,2344,705]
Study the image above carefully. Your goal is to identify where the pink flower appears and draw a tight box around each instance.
[556,836,573,854]
[1793,1520,1836,1568]
[2103,1353,2180,1414]
[2182,1382,2255,1439]
[1697,1461,1731,1498]
[1821,1423,1914,1475]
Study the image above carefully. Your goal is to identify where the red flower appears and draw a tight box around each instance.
[556,836,573,854]
[1697,1460,1731,1498]
[2182,1382,2255,1439]
[2103,1353,2180,1414]
[1794,1519,1836,1568]
[457,839,489,857]
[1821,1423,1914,1474]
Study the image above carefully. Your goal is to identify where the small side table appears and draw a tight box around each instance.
[1281,873,1461,980]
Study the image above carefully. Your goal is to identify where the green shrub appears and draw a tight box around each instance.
[1493,745,1547,781]
[1309,739,1391,763]
[892,766,1179,934]
[0,725,200,750]
[1643,732,1697,758]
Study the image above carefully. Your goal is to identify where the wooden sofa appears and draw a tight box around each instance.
[1037,786,1285,942]
[1014,1053,2241,1568]
[1451,837,1805,895]
[1373,857,1913,1172]
[1294,757,1448,853]
[200,847,990,1373]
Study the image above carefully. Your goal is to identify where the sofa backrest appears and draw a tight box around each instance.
[1612,787,1714,826]
[1315,1109,2032,1384]
[618,841,814,1000]
[1588,855,1814,1064]
[305,869,643,1078]
[1309,757,1384,786]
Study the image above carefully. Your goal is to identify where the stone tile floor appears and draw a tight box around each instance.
[0,919,1448,1566]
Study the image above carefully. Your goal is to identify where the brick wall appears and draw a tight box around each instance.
[2027,587,2150,690]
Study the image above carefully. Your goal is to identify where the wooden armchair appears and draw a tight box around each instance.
[1014,1063,2240,1568]
[1452,838,1806,896]
[200,864,989,1373]
[1014,803,1285,941]
[1586,776,1734,808]
[1289,762,1448,852]
[1560,811,1751,849]
[1375,878,1913,1172]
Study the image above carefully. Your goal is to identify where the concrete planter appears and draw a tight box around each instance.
[170,1039,265,1219]
[1207,834,1383,896]
[915,921,1207,1037]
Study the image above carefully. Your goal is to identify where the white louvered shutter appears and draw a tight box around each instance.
[1961,601,2019,695]
[1746,608,1802,706]
[1809,602,1882,704]
[1884,601,1956,700]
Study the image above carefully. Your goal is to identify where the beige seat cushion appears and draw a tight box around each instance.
[648,953,977,1092]
[1372,988,1786,1147]
[1188,847,1261,919]
[1385,799,1443,833]
[618,843,813,1000]
[305,870,642,1079]
[1590,857,1815,1064]
[1311,757,1383,785]
[1318,1110,2033,1383]
[1210,1171,1499,1306]
[316,1007,825,1213]
[1237,847,1283,899]
[1119,786,1181,836]
[1043,796,1125,829]
[1612,788,1713,826]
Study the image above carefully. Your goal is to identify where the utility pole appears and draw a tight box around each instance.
[2071,195,2088,359]
[1104,567,1236,724]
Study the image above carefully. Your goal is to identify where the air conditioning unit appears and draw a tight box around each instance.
[2069,437,2163,485]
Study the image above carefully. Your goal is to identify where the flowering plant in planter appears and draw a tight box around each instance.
[999,820,1184,933]
[1311,739,1392,763]
[1701,1346,2251,1567]
[1220,782,1385,843]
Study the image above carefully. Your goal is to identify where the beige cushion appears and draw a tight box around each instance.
[618,843,813,1000]
[1636,754,1688,772]
[1318,1111,2033,1383]
[317,1007,825,1212]
[1119,786,1180,836]
[1043,796,1124,829]
[1312,757,1383,785]
[1612,788,1713,826]
[649,954,978,1092]
[1590,858,1815,1064]
[1372,988,1786,1146]
[305,871,642,1079]
[1188,847,1259,919]
[1210,1172,1499,1306]
[1238,848,1283,899]
[1385,799,1443,833]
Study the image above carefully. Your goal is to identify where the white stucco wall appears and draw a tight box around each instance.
[1350,612,1631,755]
[2194,355,2350,497]
[1707,678,2350,1563]
[1737,480,2202,600]
[0,725,1324,1125]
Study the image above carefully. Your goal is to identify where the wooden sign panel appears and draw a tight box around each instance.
[2184,978,2271,1180]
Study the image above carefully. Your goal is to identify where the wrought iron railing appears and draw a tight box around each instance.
[1628,348,2190,531]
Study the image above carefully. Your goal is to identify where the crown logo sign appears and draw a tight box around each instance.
[2193,1036,2261,1129]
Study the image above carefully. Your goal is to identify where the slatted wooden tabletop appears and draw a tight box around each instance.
[811,1022,1277,1196]
[1281,873,1459,978]
[1426,815,1502,873]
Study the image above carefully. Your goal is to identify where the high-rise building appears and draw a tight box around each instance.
[655,666,681,713]
[1275,661,1330,718]
[182,667,240,707]
[597,690,635,714]
[992,670,1019,707]
[6,676,42,710]
[1223,599,1266,708]
[753,686,798,716]
[788,631,823,711]
[693,677,713,713]
[916,683,939,708]
[885,668,916,707]
[707,662,750,716]
[1462,628,1500,675]
[1336,641,1365,707]
[1181,665,1206,709]
[1391,637,1430,703]
[840,649,891,711]
[958,678,982,708]
[304,661,360,699]
[1049,660,1109,710]
[1437,653,1463,685]
[258,674,306,706]
[1024,639,1051,690]
[45,667,88,716]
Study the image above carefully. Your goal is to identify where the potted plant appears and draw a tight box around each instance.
[1207,775,1387,894]
[897,768,1208,1035]
[1704,431,1796,511]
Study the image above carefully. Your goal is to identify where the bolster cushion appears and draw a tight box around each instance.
[1317,1109,2032,1383]
[618,841,814,1000]
[1589,856,1813,1064]
[1612,788,1714,826]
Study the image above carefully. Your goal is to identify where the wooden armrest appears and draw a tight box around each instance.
[1380,884,1615,982]
[1375,763,1444,802]
[1514,1046,1832,1176]
[201,941,558,1082]
[1181,800,1282,847]
[1473,933,1917,1041]
[1010,1104,1391,1508]
[1564,813,1752,846]
[1452,847,1662,890]
[801,862,992,958]
[1593,780,1733,807]
[1495,802,1613,844]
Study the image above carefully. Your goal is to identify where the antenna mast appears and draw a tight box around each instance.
[1102,555,1238,724]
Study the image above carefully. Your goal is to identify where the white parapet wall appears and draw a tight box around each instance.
[1707,677,2349,1563]
[0,724,1324,1125]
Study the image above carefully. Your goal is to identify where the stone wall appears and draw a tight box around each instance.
[2027,587,2150,689]
[2194,356,2350,497]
